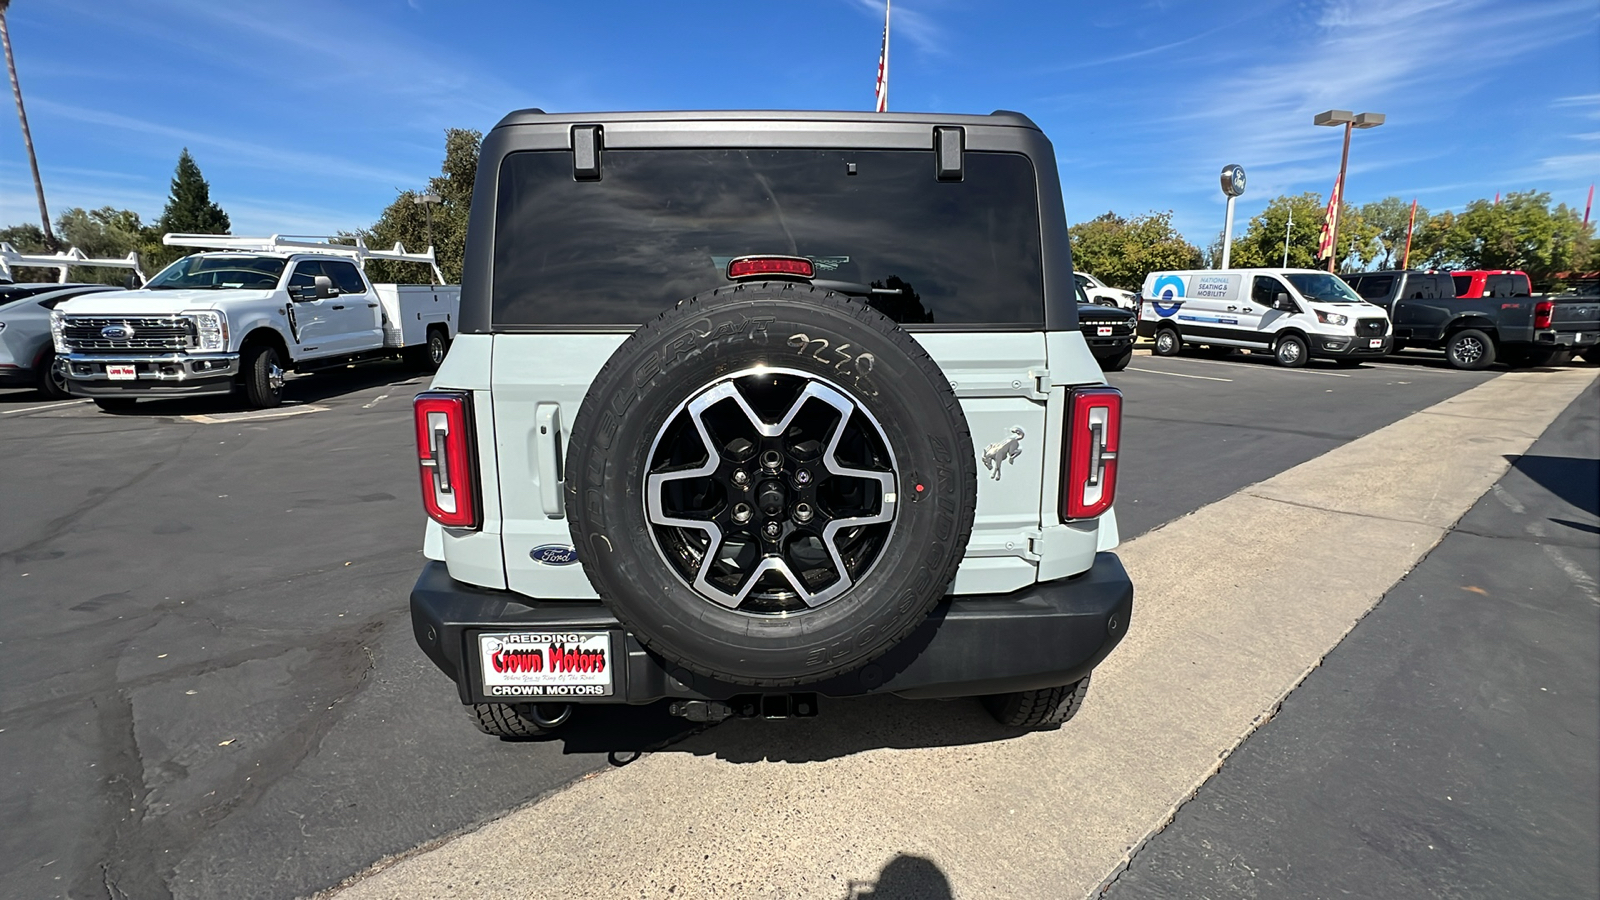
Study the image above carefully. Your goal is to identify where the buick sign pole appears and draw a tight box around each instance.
[1219,164,1246,269]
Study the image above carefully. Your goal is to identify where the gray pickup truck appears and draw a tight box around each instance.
[1345,270,1600,368]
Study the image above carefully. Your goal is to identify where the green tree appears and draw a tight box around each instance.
[1069,210,1202,291]
[1360,196,1430,270]
[55,207,146,283]
[1435,191,1593,288]
[1221,193,1379,272]
[362,128,480,284]
[145,149,230,271]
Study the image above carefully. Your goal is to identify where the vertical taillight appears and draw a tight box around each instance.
[1061,387,1122,521]
[414,391,479,529]
[1534,300,1554,330]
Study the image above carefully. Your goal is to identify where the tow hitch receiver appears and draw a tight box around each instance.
[669,693,820,722]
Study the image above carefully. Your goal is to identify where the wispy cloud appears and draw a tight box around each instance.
[847,0,946,57]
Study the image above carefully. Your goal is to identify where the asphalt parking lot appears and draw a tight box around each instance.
[0,350,1589,900]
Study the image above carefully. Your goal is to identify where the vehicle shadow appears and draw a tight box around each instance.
[79,362,429,417]
[1506,454,1600,517]
[545,689,1030,765]
[0,386,54,403]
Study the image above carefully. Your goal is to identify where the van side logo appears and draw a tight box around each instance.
[530,544,579,566]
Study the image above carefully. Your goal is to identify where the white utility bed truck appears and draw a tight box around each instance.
[52,234,460,410]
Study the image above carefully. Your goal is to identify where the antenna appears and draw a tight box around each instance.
[161,233,446,285]
[0,243,146,285]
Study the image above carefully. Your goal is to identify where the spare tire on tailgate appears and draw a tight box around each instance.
[563,282,978,686]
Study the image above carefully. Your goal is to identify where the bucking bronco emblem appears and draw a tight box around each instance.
[981,427,1025,481]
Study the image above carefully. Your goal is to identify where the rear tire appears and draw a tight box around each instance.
[1445,329,1495,370]
[241,342,286,409]
[408,327,449,373]
[93,397,137,412]
[468,702,570,739]
[1097,347,1133,372]
[984,676,1091,729]
[1152,327,1181,357]
[1273,334,1308,368]
[36,350,71,399]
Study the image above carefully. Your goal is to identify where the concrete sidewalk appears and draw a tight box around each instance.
[328,368,1597,900]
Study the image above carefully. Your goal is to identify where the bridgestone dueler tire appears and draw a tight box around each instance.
[563,282,978,687]
[983,675,1091,728]
[468,702,562,738]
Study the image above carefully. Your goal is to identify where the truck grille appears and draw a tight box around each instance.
[1356,318,1387,337]
[62,316,195,352]
[1079,314,1134,334]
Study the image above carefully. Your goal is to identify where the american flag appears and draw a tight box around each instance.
[874,1,891,112]
[1316,174,1342,262]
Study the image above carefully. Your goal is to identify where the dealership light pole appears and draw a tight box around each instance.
[413,191,442,251]
[1219,164,1246,269]
[1314,109,1384,272]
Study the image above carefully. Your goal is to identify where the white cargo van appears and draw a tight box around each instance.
[1137,267,1391,367]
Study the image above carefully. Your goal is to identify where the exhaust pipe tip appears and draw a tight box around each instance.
[530,703,573,729]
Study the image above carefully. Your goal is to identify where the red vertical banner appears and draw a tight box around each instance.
[1402,198,1418,269]
[1317,175,1343,263]
[1585,184,1593,227]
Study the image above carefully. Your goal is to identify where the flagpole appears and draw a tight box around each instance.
[1402,198,1417,269]
[873,1,892,112]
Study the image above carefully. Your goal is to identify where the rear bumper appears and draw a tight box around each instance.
[1535,329,1598,349]
[411,554,1134,705]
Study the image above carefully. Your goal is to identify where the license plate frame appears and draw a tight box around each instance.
[1368,338,1384,349]
[106,364,137,381]
[1096,326,1113,336]
[477,631,614,699]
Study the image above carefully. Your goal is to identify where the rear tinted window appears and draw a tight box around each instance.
[1452,275,1473,296]
[492,148,1044,327]
[1351,275,1393,299]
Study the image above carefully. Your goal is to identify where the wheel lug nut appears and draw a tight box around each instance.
[763,521,781,538]
[794,468,812,486]
[760,450,783,472]
[732,469,749,487]
[732,503,752,524]
[793,502,813,524]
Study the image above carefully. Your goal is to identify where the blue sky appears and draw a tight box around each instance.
[2,0,1596,245]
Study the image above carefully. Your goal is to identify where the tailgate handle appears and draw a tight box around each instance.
[536,403,565,518]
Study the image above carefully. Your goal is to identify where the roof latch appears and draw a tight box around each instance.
[572,124,603,181]
[933,126,964,182]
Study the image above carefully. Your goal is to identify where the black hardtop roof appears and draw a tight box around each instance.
[492,108,1039,132]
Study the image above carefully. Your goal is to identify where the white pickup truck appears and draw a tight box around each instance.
[52,234,459,410]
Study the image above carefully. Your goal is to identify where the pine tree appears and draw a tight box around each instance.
[156,149,230,235]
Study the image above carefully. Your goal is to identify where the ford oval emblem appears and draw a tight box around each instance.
[530,544,579,566]
[101,324,134,340]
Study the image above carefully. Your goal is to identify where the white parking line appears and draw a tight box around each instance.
[0,398,90,415]
[1162,356,1353,377]
[1125,367,1233,382]
[361,392,391,409]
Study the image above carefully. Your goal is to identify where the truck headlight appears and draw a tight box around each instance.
[50,309,66,353]
[1316,310,1349,326]
[184,310,229,351]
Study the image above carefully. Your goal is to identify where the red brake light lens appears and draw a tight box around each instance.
[727,255,815,280]
[1062,387,1122,521]
[414,391,479,529]
[1534,300,1554,330]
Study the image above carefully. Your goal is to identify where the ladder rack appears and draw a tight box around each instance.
[162,233,445,285]
[0,243,146,285]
